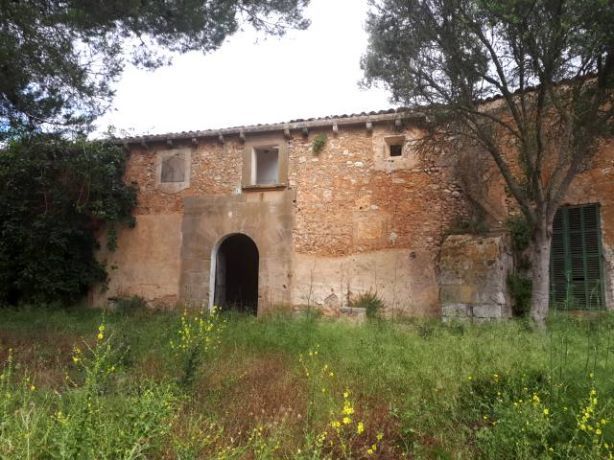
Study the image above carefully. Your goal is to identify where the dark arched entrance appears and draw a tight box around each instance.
[214,234,259,314]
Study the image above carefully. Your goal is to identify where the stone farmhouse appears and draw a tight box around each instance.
[93,108,614,319]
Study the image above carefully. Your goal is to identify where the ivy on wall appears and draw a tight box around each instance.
[0,135,136,306]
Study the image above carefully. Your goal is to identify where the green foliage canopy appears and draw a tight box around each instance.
[0,0,310,137]
[362,0,613,324]
[0,135,136,306]
[362,0,613,223]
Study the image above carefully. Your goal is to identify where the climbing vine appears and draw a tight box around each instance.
[0,134,136,306]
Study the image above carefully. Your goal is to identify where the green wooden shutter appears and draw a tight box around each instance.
[550,204,605,309]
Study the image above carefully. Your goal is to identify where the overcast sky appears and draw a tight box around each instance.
[94,0,393,137]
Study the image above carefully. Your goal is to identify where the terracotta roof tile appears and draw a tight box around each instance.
[117,108,422,145]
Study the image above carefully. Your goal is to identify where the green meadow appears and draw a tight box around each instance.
[0,306,612,459]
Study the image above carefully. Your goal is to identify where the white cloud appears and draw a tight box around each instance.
[95,0,392,137]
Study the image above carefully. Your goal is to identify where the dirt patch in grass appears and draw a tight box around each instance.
[0,329,85,388]
[200,352,307,438]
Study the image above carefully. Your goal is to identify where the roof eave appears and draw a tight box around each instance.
[114,109,425,146]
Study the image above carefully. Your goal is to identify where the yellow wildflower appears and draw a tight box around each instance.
[342,404,355,415]
[357,422,365,434]
[342,416,351,425]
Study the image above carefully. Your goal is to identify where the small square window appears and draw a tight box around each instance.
[253,147,279,185]
[385,135,405,157]
[389,144,403,157]
[161,153,186,183]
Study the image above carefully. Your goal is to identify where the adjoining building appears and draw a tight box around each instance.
[93,109,614,318]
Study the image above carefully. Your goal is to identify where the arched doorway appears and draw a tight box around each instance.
[213,234,259,314]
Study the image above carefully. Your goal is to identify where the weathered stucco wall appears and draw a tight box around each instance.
[292,249,440,316]
[92,213,183,306]
[94,115,613,314]
[95,119,471,315]
[179,189,294,311]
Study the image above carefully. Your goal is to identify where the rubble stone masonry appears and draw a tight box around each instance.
[92,114,614,316]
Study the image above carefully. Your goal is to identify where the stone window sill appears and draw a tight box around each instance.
[242,183,288,191]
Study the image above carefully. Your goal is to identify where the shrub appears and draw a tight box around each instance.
[312,133,327,155]
[350,292,384,319]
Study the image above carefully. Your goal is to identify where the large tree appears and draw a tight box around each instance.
[363,0,613,326]
[0,0,309,137]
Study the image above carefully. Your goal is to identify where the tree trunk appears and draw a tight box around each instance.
[529,224,553,328]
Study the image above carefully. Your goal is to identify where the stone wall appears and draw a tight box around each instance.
[439,233,513,321]
[463,138,614,309]
[179,189,294,311]
[93,119,471,314]
[93,116,614,315]
[287,124,466,314]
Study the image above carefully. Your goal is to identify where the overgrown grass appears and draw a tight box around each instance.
[0,307,612,458]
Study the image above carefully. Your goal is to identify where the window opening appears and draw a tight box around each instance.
[253,147,279,185]
[389,144,403,157]
[385,136,405,157]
